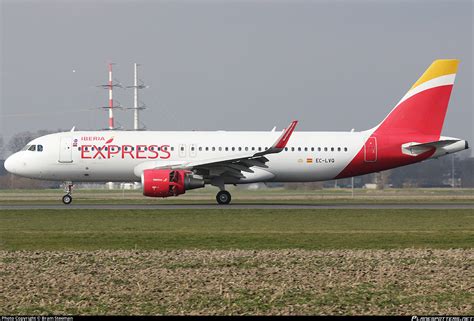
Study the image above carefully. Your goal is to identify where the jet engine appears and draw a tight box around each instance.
[141,169,205,197]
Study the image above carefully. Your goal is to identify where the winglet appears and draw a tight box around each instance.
[273,120,298,149]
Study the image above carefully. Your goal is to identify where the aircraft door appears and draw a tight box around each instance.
[59,137,73,163]
[364,137,377,162]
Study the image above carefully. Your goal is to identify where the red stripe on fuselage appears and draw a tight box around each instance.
[336,85,453,179]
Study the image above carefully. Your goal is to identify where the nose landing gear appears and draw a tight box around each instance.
[216,190,231,205]
[62,182,74,205]
[62,194,73,205]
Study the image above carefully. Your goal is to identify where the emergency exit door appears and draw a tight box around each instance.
[364,137,377,162]
[59,137,73,163]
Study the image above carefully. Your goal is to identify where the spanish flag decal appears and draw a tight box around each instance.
[306,158,313,163]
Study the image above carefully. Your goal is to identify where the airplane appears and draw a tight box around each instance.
[3,59,469,205]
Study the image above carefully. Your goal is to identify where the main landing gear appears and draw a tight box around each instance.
[216,190,231,205]
[62,182,74,205]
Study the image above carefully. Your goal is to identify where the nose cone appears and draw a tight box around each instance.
[4,153,18,175]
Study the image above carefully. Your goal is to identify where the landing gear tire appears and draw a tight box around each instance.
[216,190,231,205]
[62,194,73,205]
[62,181,74,205]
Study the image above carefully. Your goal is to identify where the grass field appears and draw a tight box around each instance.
[1,209,473,250]
[1,208,473,315]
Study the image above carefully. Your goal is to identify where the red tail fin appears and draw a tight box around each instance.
[375,59,459,139]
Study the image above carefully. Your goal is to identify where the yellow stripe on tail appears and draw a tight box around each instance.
[410,59,459,90]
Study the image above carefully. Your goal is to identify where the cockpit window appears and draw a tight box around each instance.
[28,145,36,151]
[37,145,43,152]
[22,145,31,151]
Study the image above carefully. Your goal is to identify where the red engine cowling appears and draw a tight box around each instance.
[141,169,204,198]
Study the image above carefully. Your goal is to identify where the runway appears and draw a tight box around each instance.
[1,203,473,210]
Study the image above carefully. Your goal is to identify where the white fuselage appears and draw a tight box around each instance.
[5,130,371,183]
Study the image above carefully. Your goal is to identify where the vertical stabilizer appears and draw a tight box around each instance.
[375,59,459,139]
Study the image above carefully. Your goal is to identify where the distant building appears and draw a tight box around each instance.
[363,183,377,190]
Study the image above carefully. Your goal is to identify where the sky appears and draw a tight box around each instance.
[1,0,472,156]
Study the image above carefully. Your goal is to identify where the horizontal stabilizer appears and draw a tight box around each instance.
[408,139,460,149]
[402,139,461,156]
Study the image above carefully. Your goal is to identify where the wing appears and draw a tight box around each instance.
[133,120,298,180]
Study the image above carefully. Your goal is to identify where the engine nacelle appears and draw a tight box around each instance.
[141,169,204,197]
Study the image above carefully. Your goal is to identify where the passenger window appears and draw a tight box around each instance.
[171,147,174,151]
[338,147,341,152]
[180,146,184,151]
[324,147,328,151]
[291,147,295,152]
[245,147,248,151]
[344,147,348,152]
[285,147,288,151]
[304,147,308,151]
[191,147,195,151]
[258,147,262,151]
[318,147,321,152]
[28,145,36,151]
[238,147,242,151]
[212,147,215,151]
[331,147,334,151]
[205,147,209,151]
[199,147,202,151]
[225,147,229,151]
[219,147,222,151]
[311,147,314,151]
[37,145,43,152]
[298,147,301,152]
[252,147,255,151]
[232,147,235,151]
